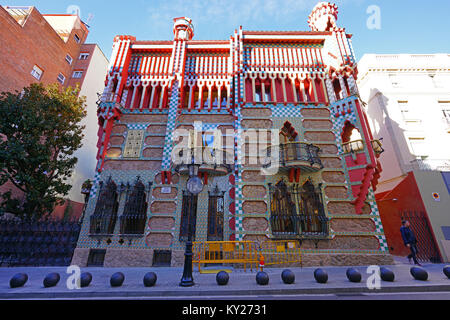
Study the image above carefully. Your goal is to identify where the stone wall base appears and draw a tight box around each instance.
[72,248,394,268]
[300,253,394,267]
[103,249,154,267]
[71,248,90,267]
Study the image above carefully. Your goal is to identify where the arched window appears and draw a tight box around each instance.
[342,121,364,153]
[120,178,148,235]
[90,177,119,235]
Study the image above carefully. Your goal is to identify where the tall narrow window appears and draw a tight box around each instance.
[255,81,262,102]
[179,192,198,242]
[264,81,272,102]
[332,78,342,100]
[304,79,312,102]
[207,186,225,241]
[120,178,148,235]
[182,85,190,108]
[90,178,119,235]
[220,88,228,108]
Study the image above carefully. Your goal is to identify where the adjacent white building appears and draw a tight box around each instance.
[67,44,109,203]
[357,54,450,194]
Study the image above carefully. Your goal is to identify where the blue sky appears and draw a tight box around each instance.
[7,0,450,61]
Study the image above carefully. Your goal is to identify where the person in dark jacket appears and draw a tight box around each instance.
[400,220,421,266]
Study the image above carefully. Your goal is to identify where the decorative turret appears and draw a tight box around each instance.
[173,17,194,40]
[308,2,339,32]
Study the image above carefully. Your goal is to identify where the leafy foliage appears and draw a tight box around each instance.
[0,83,86,220]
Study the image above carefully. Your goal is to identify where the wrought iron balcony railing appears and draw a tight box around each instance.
[342,139,384,155]
[119,214,147,236]
[263,142,323,171]
[270,214,329,239]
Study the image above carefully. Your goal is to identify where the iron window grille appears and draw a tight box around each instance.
[269,180,329,240]
[207,185,225,241]
[179,191,198,242]
[119,178,149,236]
[152,250,172,267]
[87,249,106,267]
[89,177,119,235]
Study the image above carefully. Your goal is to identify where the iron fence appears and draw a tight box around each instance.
[401,210,442,263]
[0,218,81,267]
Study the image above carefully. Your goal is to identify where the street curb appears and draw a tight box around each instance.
[2,284,450,299]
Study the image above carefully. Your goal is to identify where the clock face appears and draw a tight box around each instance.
[187,176,204,195]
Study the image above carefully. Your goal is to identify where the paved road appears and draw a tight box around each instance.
[1,261,449,300]
[14,291,450,300]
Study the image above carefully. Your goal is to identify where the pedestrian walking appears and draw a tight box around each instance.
[400,220,422,266]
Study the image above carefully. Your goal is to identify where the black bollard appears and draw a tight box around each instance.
[256,271,269,286]
[80,272,93,288]
[110,272,125,287]
[314,268,328,284]
[443,266,450,279]
[410,267,428,281]
[346,268,362,283]
[143,272,158,287]
[216,271,230,286]
[380,267,395,282]
[281,269,295,285]
[10,273,28,288]
[43,273,61,288]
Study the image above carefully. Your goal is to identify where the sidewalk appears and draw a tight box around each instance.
[0,259,449,299]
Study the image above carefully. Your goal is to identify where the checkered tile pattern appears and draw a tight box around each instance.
[88,171,101,199]
[127,124,149,130]
[162,81,180,170]
[325,79,336,103]
[271,105,303,118]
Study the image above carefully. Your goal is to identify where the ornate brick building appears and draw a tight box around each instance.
[72,2,393,267]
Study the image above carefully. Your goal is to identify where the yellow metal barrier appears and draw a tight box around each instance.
[192,241,259,273]
[257,240,302,267]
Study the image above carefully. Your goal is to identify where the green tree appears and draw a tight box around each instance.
[0,83,86,220]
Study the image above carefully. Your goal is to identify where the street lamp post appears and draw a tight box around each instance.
[179,154,203,287]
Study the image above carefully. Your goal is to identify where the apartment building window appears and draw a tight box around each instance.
[74,34,81,43]
[389,74,401,88]
[57,73,66,85]
[79,53,90,60]
[65,54,73,65]
[72,71,83,79]
[408,137,428,157]
[398,101,412,120]
[439,102,450,118]
[30,65,43,80]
